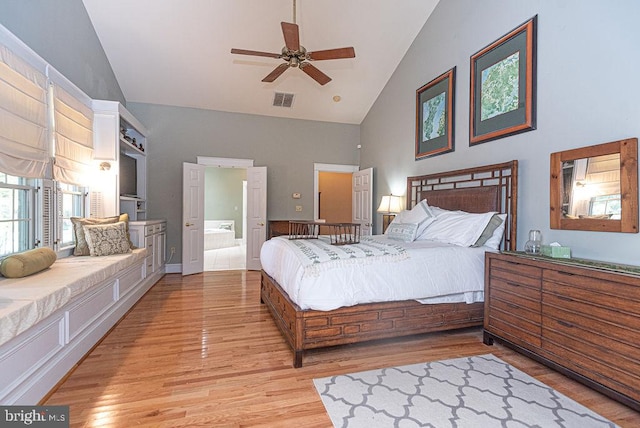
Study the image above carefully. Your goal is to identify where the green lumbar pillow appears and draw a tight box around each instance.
[0,248,57,278]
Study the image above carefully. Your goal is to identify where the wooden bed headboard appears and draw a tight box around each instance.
[406,160,518,251]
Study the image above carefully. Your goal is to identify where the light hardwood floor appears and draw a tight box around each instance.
[44,271,640,427]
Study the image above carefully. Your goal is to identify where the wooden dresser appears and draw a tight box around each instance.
[484,251,640,411]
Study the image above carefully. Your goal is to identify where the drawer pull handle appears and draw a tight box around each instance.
[557,295,574,302]
[557,271,575,276]
[507,303,520,309]
[506,282,521,287]
[557,320,574,328]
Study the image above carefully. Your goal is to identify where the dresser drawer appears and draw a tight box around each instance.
[490,259,542,289]
[544,269,640,310]
[543,292,640,349]
[490,277,541,303]
[486,315,541,348]
[543,327,640,402]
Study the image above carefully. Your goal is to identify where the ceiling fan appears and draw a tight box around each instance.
[230,1,355,85]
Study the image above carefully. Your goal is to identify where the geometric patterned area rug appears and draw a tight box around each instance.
[314,354,618,428]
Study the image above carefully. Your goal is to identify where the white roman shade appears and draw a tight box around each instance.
[0,43,48,178]
[51,82,94,186]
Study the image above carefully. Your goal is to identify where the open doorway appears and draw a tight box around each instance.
[318,171,353,222]
[203,166,247,271]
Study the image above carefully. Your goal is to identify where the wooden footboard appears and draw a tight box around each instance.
[261,270,484,367]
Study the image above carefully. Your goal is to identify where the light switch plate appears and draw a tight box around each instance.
[292,192,301,199]
[295,205,303,212]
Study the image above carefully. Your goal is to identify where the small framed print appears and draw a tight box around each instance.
[415,67,455,160]
[470,16,537,145]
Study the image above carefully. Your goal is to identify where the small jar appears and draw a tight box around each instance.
[524,229,542,254]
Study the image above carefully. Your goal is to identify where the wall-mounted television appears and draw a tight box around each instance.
[119,153,138,197]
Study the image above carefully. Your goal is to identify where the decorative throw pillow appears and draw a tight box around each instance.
[386,200,436,240]
[82,221,132,256]
[0,247,57,278]
[219,222,233,230]
[71,215,120,256]
[386,222,419,242]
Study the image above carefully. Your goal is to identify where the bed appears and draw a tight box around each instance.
[204,220,237,250]
[260,161,518,367]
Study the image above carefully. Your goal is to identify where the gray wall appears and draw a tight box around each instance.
[361,0,640,265]
[0,1,360,265]
[205,167,246,239]
[6,0,639,266]
[127,102,360,263]
[0,0,125,104]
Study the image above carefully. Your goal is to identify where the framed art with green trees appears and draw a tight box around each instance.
[415,67,455,159]
[470,16,537,145]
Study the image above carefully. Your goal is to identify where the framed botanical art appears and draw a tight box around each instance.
[415,67,455,159]
[470,16,537,145]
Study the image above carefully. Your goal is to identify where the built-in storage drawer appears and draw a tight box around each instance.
[66,281,116,342]
[118,262,145,297]
[0,315,64,397]
[485,254,542,348]
[129,220,167,277]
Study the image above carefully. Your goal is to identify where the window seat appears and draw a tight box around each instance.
[0,249,147,347]
[0,248,162,404]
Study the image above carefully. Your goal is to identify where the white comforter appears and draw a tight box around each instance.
[260,235,490,311]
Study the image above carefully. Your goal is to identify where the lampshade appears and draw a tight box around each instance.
[377,195,403,214]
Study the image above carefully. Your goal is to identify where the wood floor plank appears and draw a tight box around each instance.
[44,271,640,427]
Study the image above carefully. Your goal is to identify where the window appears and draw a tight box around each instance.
[589,194,621,219]
[0,173,36,257]
[57,182,86,248]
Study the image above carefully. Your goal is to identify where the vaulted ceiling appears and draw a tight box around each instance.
[82,0,439,124]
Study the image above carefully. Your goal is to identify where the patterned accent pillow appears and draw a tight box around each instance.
[386,222,419,242]
[71,215,120,256]
[82,221,132,256]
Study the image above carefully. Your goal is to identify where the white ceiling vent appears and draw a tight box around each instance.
[273,92,295,108]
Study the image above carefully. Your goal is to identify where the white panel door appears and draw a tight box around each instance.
[246,166,267,270]
[352,168,373,236]
[182,162,205,275]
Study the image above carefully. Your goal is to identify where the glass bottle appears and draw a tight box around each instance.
[524,229,542,254]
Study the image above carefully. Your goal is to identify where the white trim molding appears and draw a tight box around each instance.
[197,157,254,168]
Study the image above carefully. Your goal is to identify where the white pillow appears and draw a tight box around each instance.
[420,210,497,247]
[481,214,507,250]
[386,222,419,242]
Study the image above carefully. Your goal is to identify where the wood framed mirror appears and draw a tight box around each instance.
[550,137,638,233]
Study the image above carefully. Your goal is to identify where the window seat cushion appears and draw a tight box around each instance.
[0,248,147,347]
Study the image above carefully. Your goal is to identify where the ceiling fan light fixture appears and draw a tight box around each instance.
[230,0,355,85]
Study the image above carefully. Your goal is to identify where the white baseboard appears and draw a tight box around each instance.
[165,263,181,274]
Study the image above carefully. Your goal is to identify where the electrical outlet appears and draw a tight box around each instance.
[295,205,303,212]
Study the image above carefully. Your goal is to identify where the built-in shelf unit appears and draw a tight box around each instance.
[92,101,148,220]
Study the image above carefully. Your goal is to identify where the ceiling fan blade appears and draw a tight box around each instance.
[300,63,331,85]
[262,64,289,83]
[308,47,356,61]
[281,22,300,51]
[231,48,281,59]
